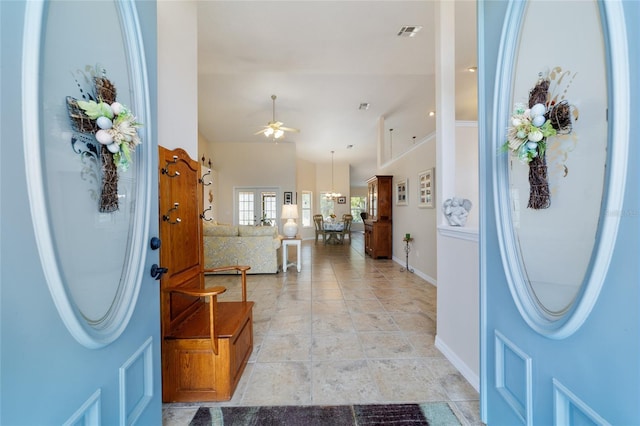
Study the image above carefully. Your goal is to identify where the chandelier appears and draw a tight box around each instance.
[325,150,343,200]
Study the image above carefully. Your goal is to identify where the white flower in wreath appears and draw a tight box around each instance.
[77,100,142,171]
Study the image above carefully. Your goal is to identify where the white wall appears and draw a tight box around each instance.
[434,1,479,391]
[157,1,198,158]
[198,132,216,221]
[316,159,350,218]
[435,232,479,389]
[455,122,479,228]
[211,141,296,231]
[379,136,438,284]
[296,158,316,240]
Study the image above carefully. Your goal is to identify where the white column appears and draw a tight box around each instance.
[158,1,199,158]
[435,0,456,224]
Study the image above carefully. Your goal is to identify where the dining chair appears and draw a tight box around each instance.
[339,214,353,243]
[313,214,327,243]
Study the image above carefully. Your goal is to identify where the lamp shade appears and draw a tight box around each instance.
[281,204,298,219]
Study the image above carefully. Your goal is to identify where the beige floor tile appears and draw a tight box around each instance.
[163,233,479,423]
[358,331,416,358]
[351,312,399,332]
[311,360,382,405]
[311,333,366,360]
[403,332,444,358]
[341,287,379,300]
[312,288,344,301]
[276,299,312,315]
[452,399,483,425]
[267,313,312,335]
[379,298,426,313]
[391,312,437,333]
[368,359,449,402]
[312,300,349,314]
[241,362,312,405]
[345,298,386,313]
[258,334,312,362]
[312,312,354,334]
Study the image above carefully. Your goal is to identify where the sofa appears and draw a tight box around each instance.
[203,223,281,274]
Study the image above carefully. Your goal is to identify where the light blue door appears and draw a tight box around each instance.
[1,1,161,424]
[479,1,640,424]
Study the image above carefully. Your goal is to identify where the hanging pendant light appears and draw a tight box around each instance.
[325,150,343,200]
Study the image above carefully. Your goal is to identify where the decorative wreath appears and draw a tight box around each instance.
[66,66,142,213]
[503,68,576,209]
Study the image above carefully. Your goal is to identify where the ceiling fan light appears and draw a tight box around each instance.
[264,127,274,137]
[274,129,284,139]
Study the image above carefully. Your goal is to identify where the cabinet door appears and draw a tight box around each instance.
[368,181,377,219]
[364,224,372,255]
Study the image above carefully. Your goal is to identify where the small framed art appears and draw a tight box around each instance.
[396,179,408,206]
[337,196,347,204]
[418,168,434,208]
[284,192,293,204]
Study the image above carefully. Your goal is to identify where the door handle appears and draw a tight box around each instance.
[150,264,168,280]
[150,237,161,250]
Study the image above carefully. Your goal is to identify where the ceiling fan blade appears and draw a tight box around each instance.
[253,95,300,137]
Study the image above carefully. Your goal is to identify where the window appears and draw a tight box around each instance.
[262,192,277,225]
[351,196,366,223]
[301,191,312,227]
[319,193,334,218]
[235,188,277,226]
[238,191,255,225]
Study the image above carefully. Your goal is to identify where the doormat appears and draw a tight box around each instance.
[189,402,461,425]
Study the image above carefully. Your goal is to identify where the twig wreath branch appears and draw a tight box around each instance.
[66,65,142,212]
[503,67,578,209]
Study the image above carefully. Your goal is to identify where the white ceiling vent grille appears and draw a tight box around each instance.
[397,26,423,37]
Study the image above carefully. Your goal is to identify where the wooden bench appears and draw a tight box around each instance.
[161,265,253,402]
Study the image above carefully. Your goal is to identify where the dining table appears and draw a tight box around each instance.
[323,220,344,244]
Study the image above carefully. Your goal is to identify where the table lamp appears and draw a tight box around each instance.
[281,204,299,238]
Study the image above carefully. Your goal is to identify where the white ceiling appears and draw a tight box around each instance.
[197,1,477,186]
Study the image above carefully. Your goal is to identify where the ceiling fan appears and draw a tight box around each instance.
[254,94,299,140]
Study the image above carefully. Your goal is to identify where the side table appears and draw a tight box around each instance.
[281,236,301,272]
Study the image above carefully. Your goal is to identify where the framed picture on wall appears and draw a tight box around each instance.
[337,196,347,204]
[396,179,408,206]
[284,192,293,204]
[418,168,434,208]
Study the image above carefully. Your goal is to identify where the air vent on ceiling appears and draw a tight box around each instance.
[397,26,423,37]
[358,103,370,111]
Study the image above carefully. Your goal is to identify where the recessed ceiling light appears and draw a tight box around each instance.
[468,66,478,73]
[358,102,370,111]
[428,111,435,117]
[397,26,423,37]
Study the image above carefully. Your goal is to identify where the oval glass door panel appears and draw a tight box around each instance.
[491,0,633,339]
[24,0,151,347]
[508,0,607,314]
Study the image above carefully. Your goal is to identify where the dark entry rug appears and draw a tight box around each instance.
[189,403,461,425]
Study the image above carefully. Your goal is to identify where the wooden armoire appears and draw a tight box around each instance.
[364,175,393,259]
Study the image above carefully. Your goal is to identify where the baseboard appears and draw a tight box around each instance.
[392,256,437,287]
[435,335,480,392]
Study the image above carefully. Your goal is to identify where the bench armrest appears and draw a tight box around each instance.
[202,265,251,302]
[164,286,227,298]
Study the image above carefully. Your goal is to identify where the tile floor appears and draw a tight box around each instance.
[163,232,481,425]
